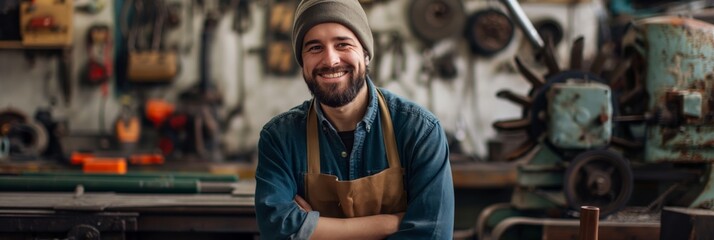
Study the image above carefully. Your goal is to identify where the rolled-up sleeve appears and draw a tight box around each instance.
[255,129,319,239]
[390,121,454,239]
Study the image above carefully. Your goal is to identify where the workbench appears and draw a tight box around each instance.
[0,160,259,239]
[0,157,518,239]
[0,180,257,239]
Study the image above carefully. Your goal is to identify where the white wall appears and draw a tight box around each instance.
[0,0,604,160]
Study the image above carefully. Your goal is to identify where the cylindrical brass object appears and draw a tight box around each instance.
[579,206,599,240]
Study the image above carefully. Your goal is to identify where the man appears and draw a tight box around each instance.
[254,0,454,239]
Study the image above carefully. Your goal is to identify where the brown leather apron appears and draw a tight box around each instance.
[305,90,407,218]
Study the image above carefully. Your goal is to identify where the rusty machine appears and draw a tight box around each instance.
[476,1,714,239]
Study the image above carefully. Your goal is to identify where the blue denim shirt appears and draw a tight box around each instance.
[255,79,454,239]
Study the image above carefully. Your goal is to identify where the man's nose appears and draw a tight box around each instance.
[322,47,340,67]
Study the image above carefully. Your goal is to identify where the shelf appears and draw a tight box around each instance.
[0,40,70,50]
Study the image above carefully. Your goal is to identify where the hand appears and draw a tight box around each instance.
[294,195,313,212]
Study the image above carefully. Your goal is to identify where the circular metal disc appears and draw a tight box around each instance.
[564,150,633,217]
[465,9,514,56]
[0,108,28,136]
[408,0,466,45]
[535,19,564,47]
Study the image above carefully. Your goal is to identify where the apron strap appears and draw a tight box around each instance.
[376,89,401,168]
[307,100,321,174]
[306,89,402,174]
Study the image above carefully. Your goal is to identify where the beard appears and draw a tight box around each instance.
[304,65,368,108]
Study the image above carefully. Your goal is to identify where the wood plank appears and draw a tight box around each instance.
[451,162,518,188]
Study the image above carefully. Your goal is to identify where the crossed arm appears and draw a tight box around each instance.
[255,118,453,239]
[293,195,404,240]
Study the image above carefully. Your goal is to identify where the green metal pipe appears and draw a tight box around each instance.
[20,171,238,182]
[0,176,199,193]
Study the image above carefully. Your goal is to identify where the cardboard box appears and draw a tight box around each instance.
[20,0,74,47]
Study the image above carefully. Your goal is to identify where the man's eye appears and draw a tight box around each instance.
[337,43,350,48]
[306,46,322,52]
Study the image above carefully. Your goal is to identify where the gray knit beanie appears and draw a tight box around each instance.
[292,0,373,67]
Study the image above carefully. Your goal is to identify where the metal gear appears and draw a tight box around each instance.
[492,36,644,160]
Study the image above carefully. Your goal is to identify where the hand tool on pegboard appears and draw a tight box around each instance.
[231,0,252,34]
[221,0,253,157]
[82,24,112,86]
[179,2,223,161]
[114,95,140,158]
[125,0,178,83]
[143,99,175,155]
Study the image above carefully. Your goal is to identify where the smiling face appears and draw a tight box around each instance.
[301,23,369,108]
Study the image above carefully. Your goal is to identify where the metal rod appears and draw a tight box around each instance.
[579,206,599,240]
[21,171,239,182]
[0,176,199,193]
[499,0,544,50]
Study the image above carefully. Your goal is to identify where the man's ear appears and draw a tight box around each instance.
[365,55,370,66]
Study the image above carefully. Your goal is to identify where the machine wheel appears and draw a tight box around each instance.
[564,150,633,217]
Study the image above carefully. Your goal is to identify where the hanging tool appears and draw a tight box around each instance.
[198,13,219,98]
[126,0,178,83]
[115,95,140,157]
[140,98,176,156]
[17,1,76,103]
[82,24,112,85]
[177,0,195,53]
[232,0,252,34]
[58,48,72,104]
[164,1,182,29]
[372,31,407,85]
[387,32,407,82]
[171,0,223,161]
[193,9,223,161]
[221,0,254,157]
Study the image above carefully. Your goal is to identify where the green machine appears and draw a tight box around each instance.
[479,15,714,240]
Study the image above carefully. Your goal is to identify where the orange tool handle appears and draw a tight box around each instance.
[83,158,127,174]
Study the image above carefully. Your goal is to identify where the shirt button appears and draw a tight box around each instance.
[341,151,348,158]
[366,125,371,132]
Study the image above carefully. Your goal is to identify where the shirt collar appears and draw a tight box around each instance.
[314,77,379,132]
